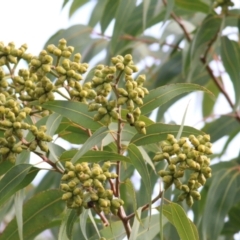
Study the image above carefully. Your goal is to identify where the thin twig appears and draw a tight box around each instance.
[125,190,164,221]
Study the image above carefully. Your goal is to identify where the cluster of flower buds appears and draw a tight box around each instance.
[153,134,213,207]
[61,161,124,215]
[0,93,52,163]
[112,55,149,134]
[0,39,92,107]
[88,54,149,133]
[0,42,32,98]
[87,65,119,125]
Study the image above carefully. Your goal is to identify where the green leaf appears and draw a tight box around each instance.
[222,201,240,236]
[42,100,104,130]
[111,0,137,54]
[202,168,240,239]
[124,178,138,212]
[131,123,204,146]
[46,112,63,136]
[191,14,222,60]
[71,126,109,163]
[221,36,240,106]
[140,83,214,115]
[79,208,89,240]
[60,149,131,163]
[58,208,79,240]
[161,202,199,240]
[143,0,151,30]
[0,164,39,207]
[88,0,108,27]
[175,0,210,14]
[0,189,65,240]
[202,80,219,117]
[202,115,240,142]
[14,189,24,240]
[129,207,143,240]
[100,0,120,33]
[82,38,108,63]
[69,0,89,18]
[128,144,152,213]
[0,160,14,176]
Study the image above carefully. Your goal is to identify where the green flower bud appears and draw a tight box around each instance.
[174,170,184,178]
[181,184,190,192]
[62,50,72,58]
[12,145,22,153]
[126,113,135,125]
[126,99,134,111]
[186,195,194,207]
[116,62,124,70]
[61,184,70,191]
[109,110,119,120]
[190,190,201,200]
[178,192,188,201]
[117,97,128,105]
[62,192,72,200]
[174,179,182,189]
[0,120,13,127]
[153,153,165,162]
[0,147,10,154]
[133,97,143,106]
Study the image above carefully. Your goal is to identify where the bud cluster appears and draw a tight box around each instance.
[0,93,52,163]
[153,134,213,207]
[88,54,149,133]
[61,161,124,215]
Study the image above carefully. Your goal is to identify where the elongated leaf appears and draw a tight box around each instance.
[58,208,79,240]
[71,126,109,163]
[175,0,210,13]
[129,207,143,240]
[0,160,14,176]
[202,115,240,142]
[88,0,108,27]
[202,80,219,117]
[131,123,204,146]
[60,149,131,163]
[222,201,240,236]
[100,0,119,33]
[124,178,137,212]
[0,189,65,240]
[140,83,214,115]
[143,0,151,30]
[111,0,137,54]
[42,100,103,130]
[69,0,89,18]
[46,112,63,136]
[14,189,24,240]
[128,144,152,213]
[88,210,100,238]
[0,164,39,207]
[79,208,89,240]
[161,202,199,240]
[202,168,240,240]
[82,38,108,63]
[221,36,240,106]
[191,14,222,60]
